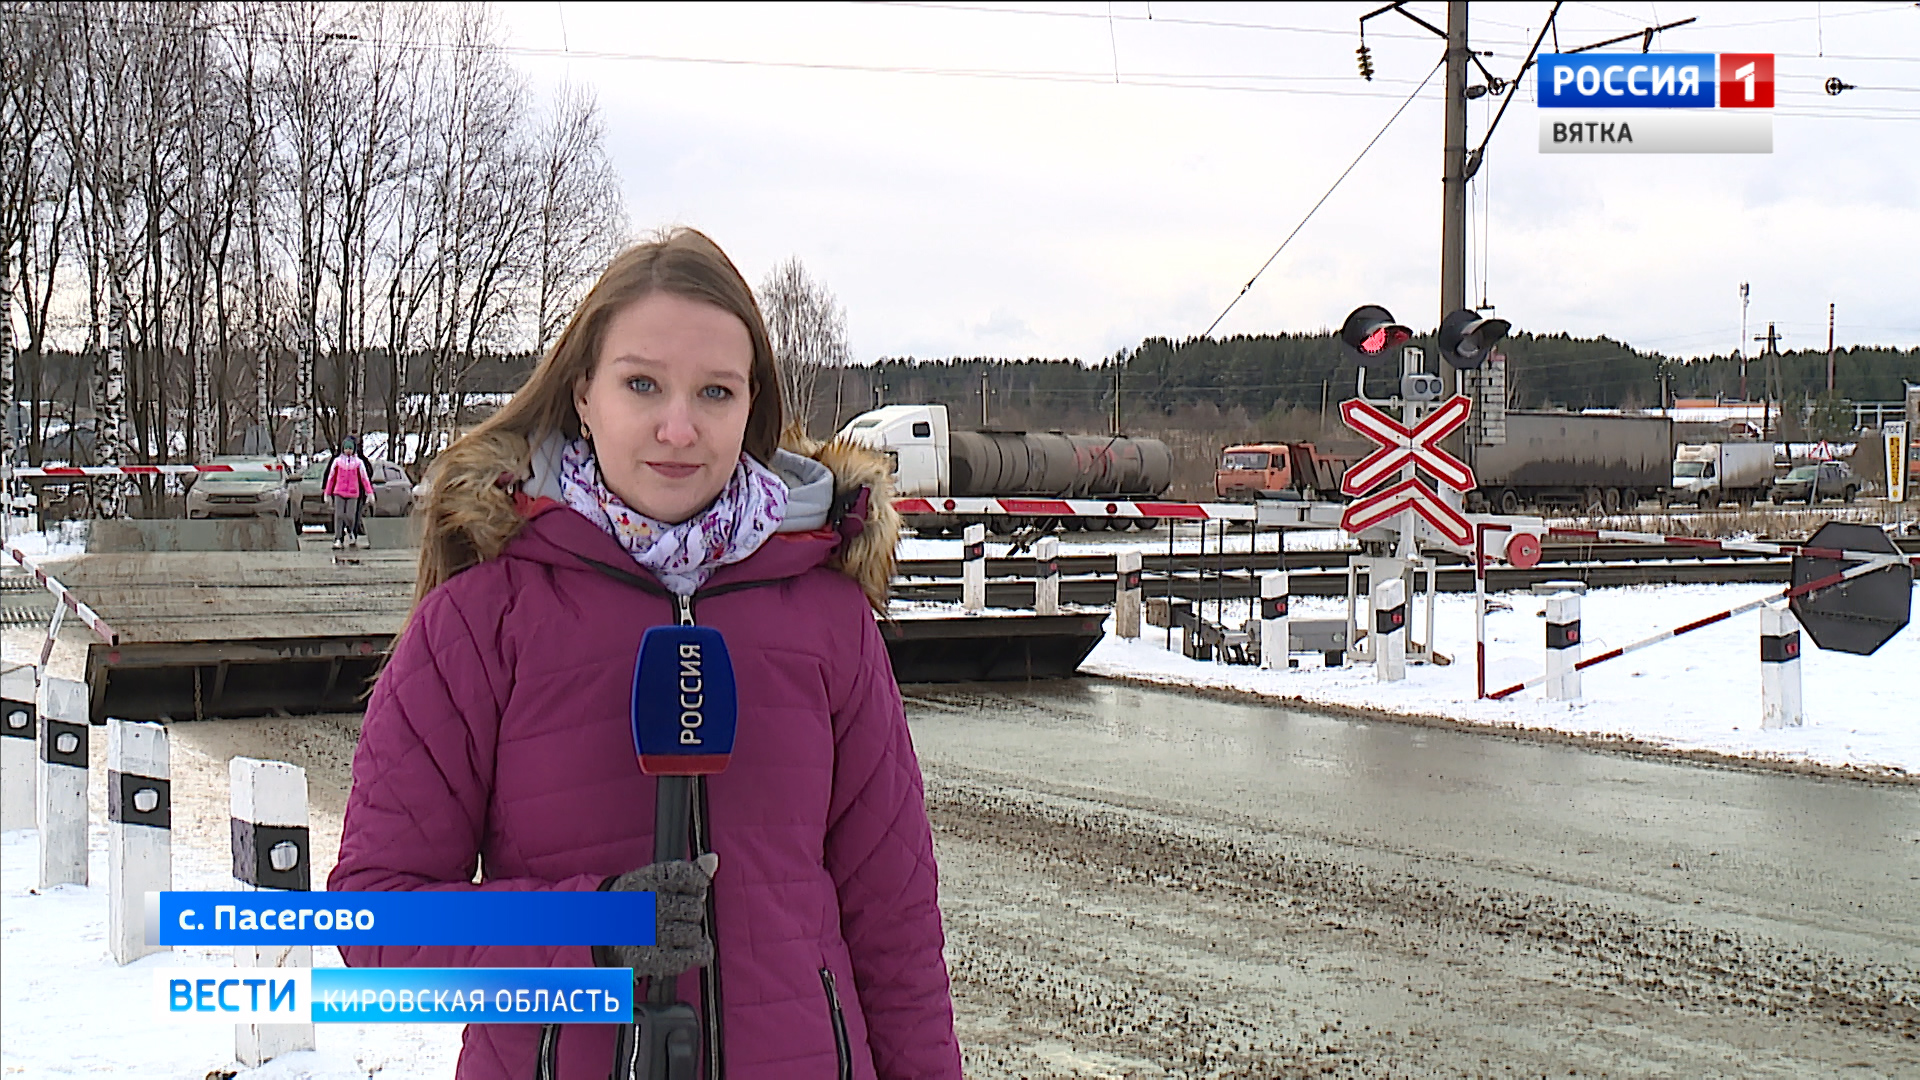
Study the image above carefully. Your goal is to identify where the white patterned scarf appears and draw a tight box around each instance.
[558,438,789,595]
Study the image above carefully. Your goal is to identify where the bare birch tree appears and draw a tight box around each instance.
[760,256,850,434]
[532,83,626,354]
[5,0,630,490]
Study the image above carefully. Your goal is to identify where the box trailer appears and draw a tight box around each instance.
[1468,412,1674,514]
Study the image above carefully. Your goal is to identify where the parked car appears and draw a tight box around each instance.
[290,456,416,526]
[1769,461,1862,505]
[184,456,292,519]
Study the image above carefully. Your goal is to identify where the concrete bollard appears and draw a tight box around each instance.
[1760,604,1804,729]
[1034,536,1060,616]
[38,676,89,888]
[231,757,315,1064]
[962,524,986,612]
[1115,550,1142,639]
[1544,591,1583,701]
[2,663,37,831]
[1373,577,1406,682]
[1260,572,1290,670]
[108,718,171,965]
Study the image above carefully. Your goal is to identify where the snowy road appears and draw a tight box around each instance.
[908,680,1920,1077]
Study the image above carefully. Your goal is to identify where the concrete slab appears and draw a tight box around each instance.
[87,518,300,553]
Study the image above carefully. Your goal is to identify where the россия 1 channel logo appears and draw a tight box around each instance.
[1537,53,1774,154]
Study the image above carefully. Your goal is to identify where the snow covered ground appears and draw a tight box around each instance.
[0,828,459,1078]
[3,519,89,560]
[1083,581,1917,777]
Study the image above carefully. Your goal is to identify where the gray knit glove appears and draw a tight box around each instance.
[593,852,718,979]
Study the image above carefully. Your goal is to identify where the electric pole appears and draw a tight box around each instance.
[1755,322,1783,437]
[1441,2,1470,331]
[1826,302,1836,393]
[1739,282,1750,401]
[1437,1,1472,473]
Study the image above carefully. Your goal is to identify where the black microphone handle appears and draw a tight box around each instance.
[650,774,693,1008]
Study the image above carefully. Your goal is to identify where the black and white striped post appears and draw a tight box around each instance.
[962,523,986,612]
[1115,550,1142,639]
[1034,536,1060,616]
[2,662,36,831]
[1760,604,1804,729]
[1260,572,1290,670]
[1372,577,1407,682]
[1545,590,1583,702]
[37,676,88,888]
[108,718,170,965]
[230,756,315,1064]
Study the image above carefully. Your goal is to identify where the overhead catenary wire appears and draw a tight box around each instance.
[1201,55,1446,340]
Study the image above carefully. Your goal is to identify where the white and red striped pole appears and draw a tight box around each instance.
[7,463,284,478]
[893,496,1255,523]
[5,544,121,645]
[1487,556,1894,700]
[1547,526,1920,570]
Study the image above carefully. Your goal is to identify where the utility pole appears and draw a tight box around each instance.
[1438,2,1471,473]
[980,367,990,426]
[1826,302,1836,393]
[1755,322,1783,437]
[1739,282,1750,401]
[1441,2,1470,331]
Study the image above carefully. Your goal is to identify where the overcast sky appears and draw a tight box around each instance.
[491,1,1920,364]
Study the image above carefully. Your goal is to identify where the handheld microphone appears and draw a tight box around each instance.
[619,623,739,1080]
[632,625,738,776]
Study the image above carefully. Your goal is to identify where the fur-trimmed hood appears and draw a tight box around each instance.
[419,428,899,612]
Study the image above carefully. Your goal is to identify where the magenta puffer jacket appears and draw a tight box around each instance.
[329,445,960,1079]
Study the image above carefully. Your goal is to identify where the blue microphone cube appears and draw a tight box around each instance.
[631,625,738,776]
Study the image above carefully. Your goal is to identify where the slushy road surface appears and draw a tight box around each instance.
[907,680,1920,1077]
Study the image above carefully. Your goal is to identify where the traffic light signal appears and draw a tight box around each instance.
[1339,305,1412,365]
[1437,308,1511,370]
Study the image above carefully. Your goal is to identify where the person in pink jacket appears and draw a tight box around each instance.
[329,228,962,1079]
[324,436,375,549]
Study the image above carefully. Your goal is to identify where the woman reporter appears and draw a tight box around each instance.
[329,228,962,1079]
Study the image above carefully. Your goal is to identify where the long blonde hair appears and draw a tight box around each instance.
[408,228,785,612]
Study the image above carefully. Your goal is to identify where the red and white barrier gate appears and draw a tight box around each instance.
[892,497,1256,522]
[5,463,285,478]
[1475,521,1915,700]
[1483,554,1902,701]
[6,544,122,649]
[1545,526,1920,570]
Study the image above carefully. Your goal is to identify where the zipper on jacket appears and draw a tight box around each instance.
[819,968,853,1080]
[675,592,695,627]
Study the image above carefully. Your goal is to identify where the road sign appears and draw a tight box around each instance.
[1340,477,1475,547]
[1340,395,1478,495]
[1789,522,1912,655]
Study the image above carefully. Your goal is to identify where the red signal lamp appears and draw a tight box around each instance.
[1340,305,1413,364]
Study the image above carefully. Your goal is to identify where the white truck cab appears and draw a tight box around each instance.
[837,404,951,497]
